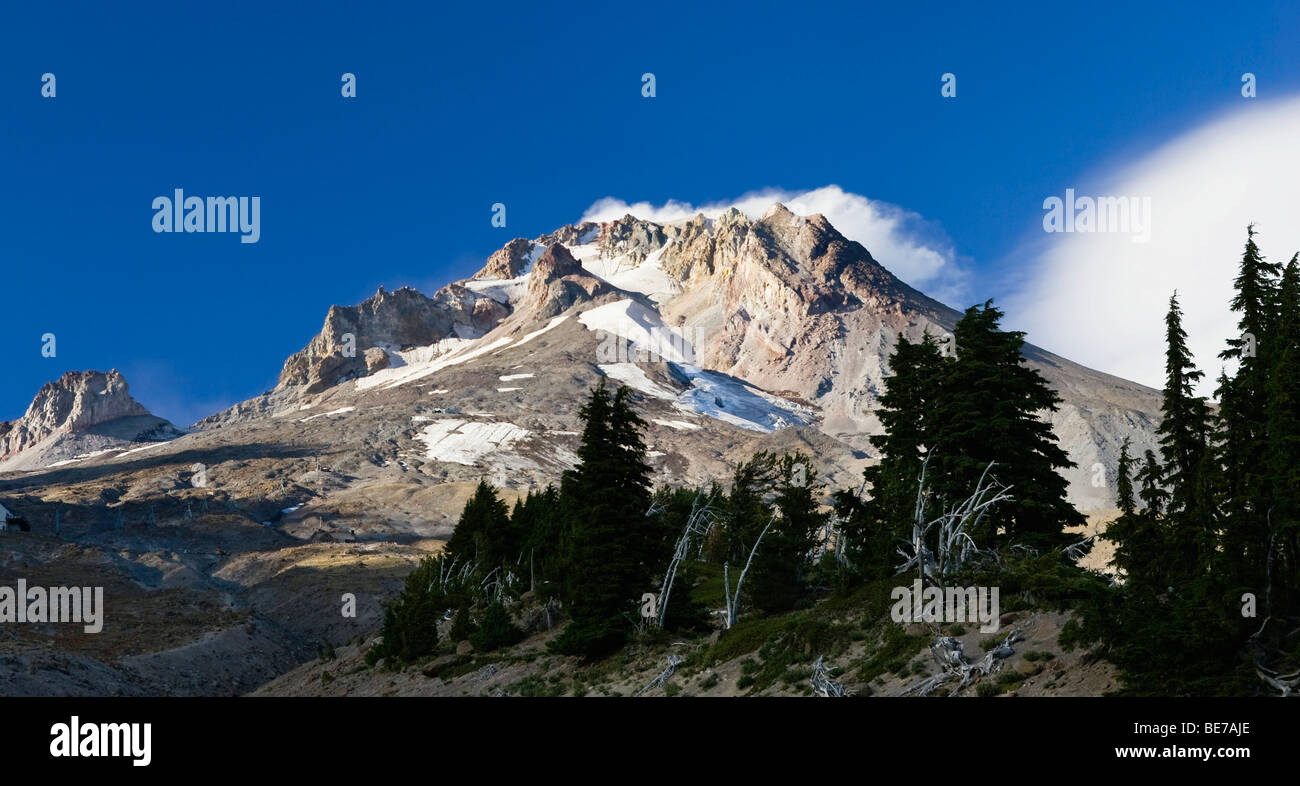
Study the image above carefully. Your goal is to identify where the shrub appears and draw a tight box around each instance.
[470,601,524,652]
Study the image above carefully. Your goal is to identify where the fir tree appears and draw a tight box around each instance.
[748,454,825,613]
[445,480,512,569]
[470,600,523,652]
[929,300,1082,548]
[1264,254,1300,615]
[1155,292,1214,571]
[1216,227,1283,584]
[550,381,656,657]
[860,332,946,557]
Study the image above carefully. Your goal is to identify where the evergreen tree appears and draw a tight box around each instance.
[550,381,656,657]
[860,332,946,556]
[1135,449,1168,516]
[1216,227,1283,584]
[714,452,779,565]
[1155,292,1214,571]
[517,485,563,596]
[445,480,513,569]
[930,300,1083,548]
[1115,437,1136,517]
[748,454,826,613]
[1264,254,1300,615]
[470,600,524,652]
[370,556,443,664]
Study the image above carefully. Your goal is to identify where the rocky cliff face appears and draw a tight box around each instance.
[276,285,509,395]
[0,370,181,472]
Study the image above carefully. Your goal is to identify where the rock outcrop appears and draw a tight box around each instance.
[276,285,509,394]
[0,370,181,472]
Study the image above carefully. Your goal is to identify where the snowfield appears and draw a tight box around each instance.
[414,419,531,465]
[569,243,682,303]
[582,298,812,433]
[578,298,695,364]
[598,363,677,399]
[298,406,356,423]
[356,335,515,391]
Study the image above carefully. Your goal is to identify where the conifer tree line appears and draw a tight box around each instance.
[371,232,1294,694]
[372,295,1096,665]
[1069,227,1300,695]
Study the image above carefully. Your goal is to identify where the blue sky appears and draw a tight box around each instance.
[2,1,1299,425]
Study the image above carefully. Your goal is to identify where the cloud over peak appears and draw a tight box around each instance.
[580,185,971,305]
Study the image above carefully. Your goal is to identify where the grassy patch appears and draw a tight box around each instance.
[855,625,928,684]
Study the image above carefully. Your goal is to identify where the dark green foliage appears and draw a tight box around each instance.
[748,454,826,613]
[713,452,780,565]
[929,301,1083,549]
[550,381,658,658]
[1072,229,1300,695]
[449,603,475,642]
[470,600,524,652]
[445,480,514,569]
[369,556,443,665]
[857,332,946,567]
[516,485,563,597]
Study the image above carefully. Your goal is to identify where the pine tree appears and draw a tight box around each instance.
[859,332,946,559]
[929,300,1083,548]
[1264,254,1300,615]
[748,454,825,613]
[516,485,563,596]
[1155,292,1214,571]
[550,381,656,657]
[1216,226,1283,584]
[470,600,523,652]
[445,480,512,569]
[370,556,443,664]
[715,452,779,565]
[1115,437,1136,517]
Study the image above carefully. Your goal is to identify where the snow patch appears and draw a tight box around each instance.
[513,314,568,347]
[579,299,695,364]
[414,419,531,465]
[598,363,677,399]
[299,406,355,423]
[650,419,701,431]
[356,335,515,391]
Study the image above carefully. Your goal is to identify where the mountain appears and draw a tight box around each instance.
[0,370,181,473]
[205,203,1160,511]
[0,203,1160,696]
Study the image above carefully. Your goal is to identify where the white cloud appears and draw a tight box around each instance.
[580,185,970,304]
[1004,97,1300,396]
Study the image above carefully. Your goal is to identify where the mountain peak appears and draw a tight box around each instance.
[0,370,180,472]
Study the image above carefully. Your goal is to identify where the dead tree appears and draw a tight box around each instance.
[655,490,719,629]
[720,515,775,629]
[896,457,1011,584]
[1063,534,1096,562]
[902,629,1023,696]
[635,654,683,696]
[810,655,851,697]
[1256,664,1300,697]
